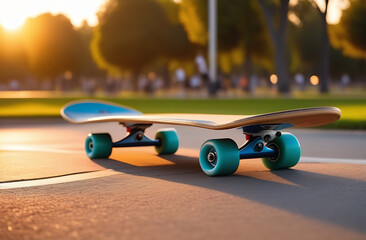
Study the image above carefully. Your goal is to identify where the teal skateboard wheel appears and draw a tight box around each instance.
[262,132,301,170]
[85,133,113,159]
[155,129,179,154]
[199,139,240,176]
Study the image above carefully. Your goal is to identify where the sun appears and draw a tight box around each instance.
[0,0,107,31]
[0,1,29,31]
[0,16,25,31]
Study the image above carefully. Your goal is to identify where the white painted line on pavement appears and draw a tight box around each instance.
[1,156,366,190]
[300,157,366,165]
[0,145,84,154]
[0,170,119,190]
[3,145,365,164]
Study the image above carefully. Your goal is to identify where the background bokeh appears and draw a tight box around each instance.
[0,0,365,129]
[0,0,365,94]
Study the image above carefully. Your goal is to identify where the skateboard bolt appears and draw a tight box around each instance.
[207,152,216,163]
[89,142,93,150]
[276,131,282,137]
[263,134,271,142]
[254,142,264,152]
[136,133,143,141]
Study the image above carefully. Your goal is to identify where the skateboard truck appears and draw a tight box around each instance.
[249,130,282,142]
[239,130,280,159]
[113,124,160,148]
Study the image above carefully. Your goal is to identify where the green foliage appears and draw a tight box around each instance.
[22,13,83,79]
[329,47,364,79]
[158,0,182,24]
[331,0,366,59]
[77,22,106,77]
[179,0,271,53]
[239,1,273,67]
[159,0,197,61]
[92,0,194,75]
[98,0,169,72]
[288,0,364,80]
[90,26,120,75]
[289,0,322,74]
[178,0,273,72]
[179,0,207,45]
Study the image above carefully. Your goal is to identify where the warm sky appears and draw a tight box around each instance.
[0,0,349,31]
[0,0,108,30]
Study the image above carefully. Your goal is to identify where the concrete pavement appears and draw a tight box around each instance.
[0,120,366,239]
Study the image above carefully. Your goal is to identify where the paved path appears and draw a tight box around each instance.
[0,120,365,239]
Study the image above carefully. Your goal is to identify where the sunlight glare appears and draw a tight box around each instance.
[290,0,350,24]
[0,0,107,30]
[310,75,319,86]
[270,74,278,85]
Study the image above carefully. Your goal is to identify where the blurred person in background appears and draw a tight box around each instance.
[8,79,20,91]
[195,53,208,87]
[81,77,97,96]
[249,74,258,95]
[146,72,156,95]
[295,73,306,92]
[190,74,201,92]
[240,76,248,92]
[175,67,186,97]
[105,76,118,95]
[137,74,148,93]
[340,74,350,91]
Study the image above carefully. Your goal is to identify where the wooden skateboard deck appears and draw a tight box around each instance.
[61,100,341,131]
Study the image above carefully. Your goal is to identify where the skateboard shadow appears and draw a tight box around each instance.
[91,153,366,234]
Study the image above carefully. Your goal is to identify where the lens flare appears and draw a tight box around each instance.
[310,75,319,86]
[270,74,278,85]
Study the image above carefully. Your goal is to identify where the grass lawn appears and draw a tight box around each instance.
[0,97,365,129]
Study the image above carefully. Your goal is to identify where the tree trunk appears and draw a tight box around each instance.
[319,7,330,93]
[257,0,290,93]
[274,37,290,93]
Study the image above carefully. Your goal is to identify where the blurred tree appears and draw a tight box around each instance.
[310,0,330,92]
[257,0,290,93]
[331,0,366,60]
[157,0,197,63]
[179,0,207,45]
[157,0,198,88]
[92,0,193,88]
[0,27,28,84]
[179,0,273,77]
[239,1,273,77]
[289,0,322,75]
[77,21,105,77]
[289,0,362,82]
[329,47,364,80]
[90,26,120,75]
[22,13,83,80]
[288,0,364,84]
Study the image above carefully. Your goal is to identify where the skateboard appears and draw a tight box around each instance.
[61,100,341,176]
